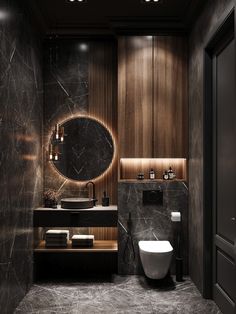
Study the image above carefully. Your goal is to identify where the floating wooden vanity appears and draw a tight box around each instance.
[33,206,118,278]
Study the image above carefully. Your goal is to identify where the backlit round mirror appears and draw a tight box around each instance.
[50,117,114,181]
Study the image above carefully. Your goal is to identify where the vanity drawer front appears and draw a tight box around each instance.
[34,209,118,227]
[34,210,70,227]
[70,211,118,227]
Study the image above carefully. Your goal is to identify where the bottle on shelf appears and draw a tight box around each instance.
[102,191,110,207]
[137,173,144,180]
[163,171,169,180]
[168,167,176,180]
[149,168,155,180]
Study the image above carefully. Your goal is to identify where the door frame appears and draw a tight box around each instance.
[203,8,235,299]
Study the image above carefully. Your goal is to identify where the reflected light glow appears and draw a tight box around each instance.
[0,9,9,21]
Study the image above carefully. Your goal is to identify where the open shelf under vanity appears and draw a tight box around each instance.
[35,240,118,253]
[33,206,118,279]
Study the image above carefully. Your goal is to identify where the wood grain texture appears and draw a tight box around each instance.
[35,240,118,252]
[88,40,118,205]
[118,37,153,158]
[88,227,117,240]
[153,36,188,157]
[118,36,188,159]
[120,158,187,180]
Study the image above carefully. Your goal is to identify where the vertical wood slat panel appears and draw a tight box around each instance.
[88,41,118,205]
[153,36,188,157]
[88,227,118,240]
[118,36,188,160]
[118,37,153,158]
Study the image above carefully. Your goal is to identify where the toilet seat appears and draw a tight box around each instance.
[139,241,173,254]
[138,240,173,279]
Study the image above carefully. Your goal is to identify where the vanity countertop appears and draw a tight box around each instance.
[34,205,117,212]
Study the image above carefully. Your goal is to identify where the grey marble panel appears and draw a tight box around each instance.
[15,276,221,314]
[188,0,235,293]
[0,0,43,313]
[118,181,188,275]
[44,41,89,124]
[43,40,89,195]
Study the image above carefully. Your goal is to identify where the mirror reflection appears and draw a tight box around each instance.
[50,117,114,181]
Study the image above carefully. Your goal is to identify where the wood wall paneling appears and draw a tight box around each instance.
[118,36,188,160]
[153,36,188,158]
[88,227,118,240]
[88,41,118,205]
[118,37,153,158]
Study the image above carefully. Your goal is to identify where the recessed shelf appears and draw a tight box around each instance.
[118,179,186,182]
[119,158,187,180]
[34,240,118,253]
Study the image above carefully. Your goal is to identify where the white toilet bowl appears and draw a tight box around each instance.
[138,241,173,279]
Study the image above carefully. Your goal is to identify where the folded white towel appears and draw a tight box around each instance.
[46,230,69,240]
[72,235,94,240]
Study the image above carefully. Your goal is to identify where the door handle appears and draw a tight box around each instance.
[231,217,235,222]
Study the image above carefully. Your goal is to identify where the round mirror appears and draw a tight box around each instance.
[50,117,114,181]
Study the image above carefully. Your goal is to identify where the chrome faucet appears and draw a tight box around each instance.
[86,181,97,206]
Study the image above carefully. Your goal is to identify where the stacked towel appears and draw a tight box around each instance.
[45,230,69,248]
[72,235,94,247]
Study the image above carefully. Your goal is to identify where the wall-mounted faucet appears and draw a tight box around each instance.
[86,181,97,206]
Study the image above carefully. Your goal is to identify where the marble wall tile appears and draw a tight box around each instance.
[0,0,43,313]
[43,40,89,198]
[43,40,117,204]
[188,0,235,293]
[118,181,188,275]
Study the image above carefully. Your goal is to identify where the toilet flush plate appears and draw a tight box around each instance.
[143,190,163,205]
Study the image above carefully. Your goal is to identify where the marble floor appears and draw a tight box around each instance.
[15,275,221,314]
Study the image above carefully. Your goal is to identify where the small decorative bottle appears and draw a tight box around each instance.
[168,167,175,180]
[163,171,169,180]
[149,168,155,180]
[137,173,144,180]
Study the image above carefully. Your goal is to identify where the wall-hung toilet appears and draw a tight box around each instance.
[138,241,173,279]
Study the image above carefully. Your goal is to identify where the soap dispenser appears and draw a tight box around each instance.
[102,191,110,207]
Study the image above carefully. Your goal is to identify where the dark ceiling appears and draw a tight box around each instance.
[27,0,207,36]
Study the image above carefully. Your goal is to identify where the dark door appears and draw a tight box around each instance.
[212,32,236,314]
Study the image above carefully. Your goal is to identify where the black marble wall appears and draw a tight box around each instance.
[43,39,118,203]
[43,40,89,197]
[0,0,43,313]
[118,181,188,275]
[188,0,235,294]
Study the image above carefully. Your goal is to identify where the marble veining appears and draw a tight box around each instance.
[118,181,188,275]
[0,0,43,313]
[43,41,89,196]
[15,276,221,314]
